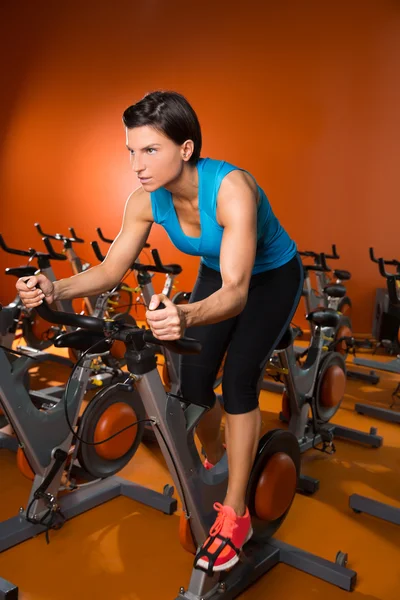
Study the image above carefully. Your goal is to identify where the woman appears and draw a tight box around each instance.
[17,91,303,573]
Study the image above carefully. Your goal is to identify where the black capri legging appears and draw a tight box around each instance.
[180,254,304,415]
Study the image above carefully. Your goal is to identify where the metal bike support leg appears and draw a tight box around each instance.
[330,423,383,447]
[355,403,400,424]
[176,538,356,599]
[346,369,380,384]
[353,355,400,375]
[291,421,382,453]
[0,577,18,600]
[273,416,382,492]
[0,476,177,553]
[350,494,400,526]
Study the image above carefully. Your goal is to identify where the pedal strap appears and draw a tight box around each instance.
[195,533,241,576]
[39,505,67,544]
[310,401,336,455]
[26,448,68,543]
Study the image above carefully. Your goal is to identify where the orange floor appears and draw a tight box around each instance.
[0,347,399,600]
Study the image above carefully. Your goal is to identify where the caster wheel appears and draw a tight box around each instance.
[163,484,175,497]
[336,551,348,568]
[370,427,378,435]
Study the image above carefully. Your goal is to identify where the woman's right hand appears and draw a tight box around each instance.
[16,274,55,308]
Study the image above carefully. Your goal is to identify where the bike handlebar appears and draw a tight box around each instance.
[369,247,399,267]
[35,223,84,244]
[0,234,66,263]
[68,227,84,243]
[303,252,331,273]
[299,244,339,260]
[378,258,400,280]
[96,227,114,244]
[0,234,35,257]
[318,253,331,271]
[91,242,182,275]
[41,237,68,261]
[324,244,340,260]
[96,227,150,248]
[35,300,201,354]
[299,250,318,258]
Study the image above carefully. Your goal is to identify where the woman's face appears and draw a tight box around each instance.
[126,125,189,191]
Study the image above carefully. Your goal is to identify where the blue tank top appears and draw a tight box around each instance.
[150,158,297,274]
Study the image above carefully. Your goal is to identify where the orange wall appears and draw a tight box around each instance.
[1,0,399,332]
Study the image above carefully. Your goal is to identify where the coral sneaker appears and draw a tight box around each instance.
[203,444,227,471]
[203,457,215,470]
[194,502,253,574]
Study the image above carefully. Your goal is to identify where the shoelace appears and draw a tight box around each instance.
[209,502,237,538]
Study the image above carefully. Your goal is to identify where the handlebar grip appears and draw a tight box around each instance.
[91,240,106,262]
[35,223,65,241]
[41,237,67,260]
[378,258,387,278]
[68,227,85,243]
[0,234,35,257]
[150,302,166,311]
[324,244,340,260]
[318,253,331,271]
[36,299,104,331]
[369,247,379,263]
[34,222,47,237]
[34,296,201,354]
[299,250,318,258]
[151,249,163,269]
[96,227,114,244]
[142,329,201,354]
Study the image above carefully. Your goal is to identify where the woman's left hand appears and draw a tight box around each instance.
[146,294,187,340]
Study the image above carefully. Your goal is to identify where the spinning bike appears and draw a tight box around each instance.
[27,300,358,598]
[354,256,400,424]
[0,302,176,558]
[263,307,383,495]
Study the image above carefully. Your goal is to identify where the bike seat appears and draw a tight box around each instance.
[306,308,341,328]
[275,328,294,350]
[334,269,351,281]
[323,284,347,298]
[5,266,37,278]
[54,330,110,353]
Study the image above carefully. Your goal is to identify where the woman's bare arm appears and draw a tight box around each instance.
[17,187,153,307]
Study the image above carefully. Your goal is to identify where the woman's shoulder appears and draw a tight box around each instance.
[201,157,255,183]
[219,168,258,198]
[125,186,153,221]
[127,185,152,205]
